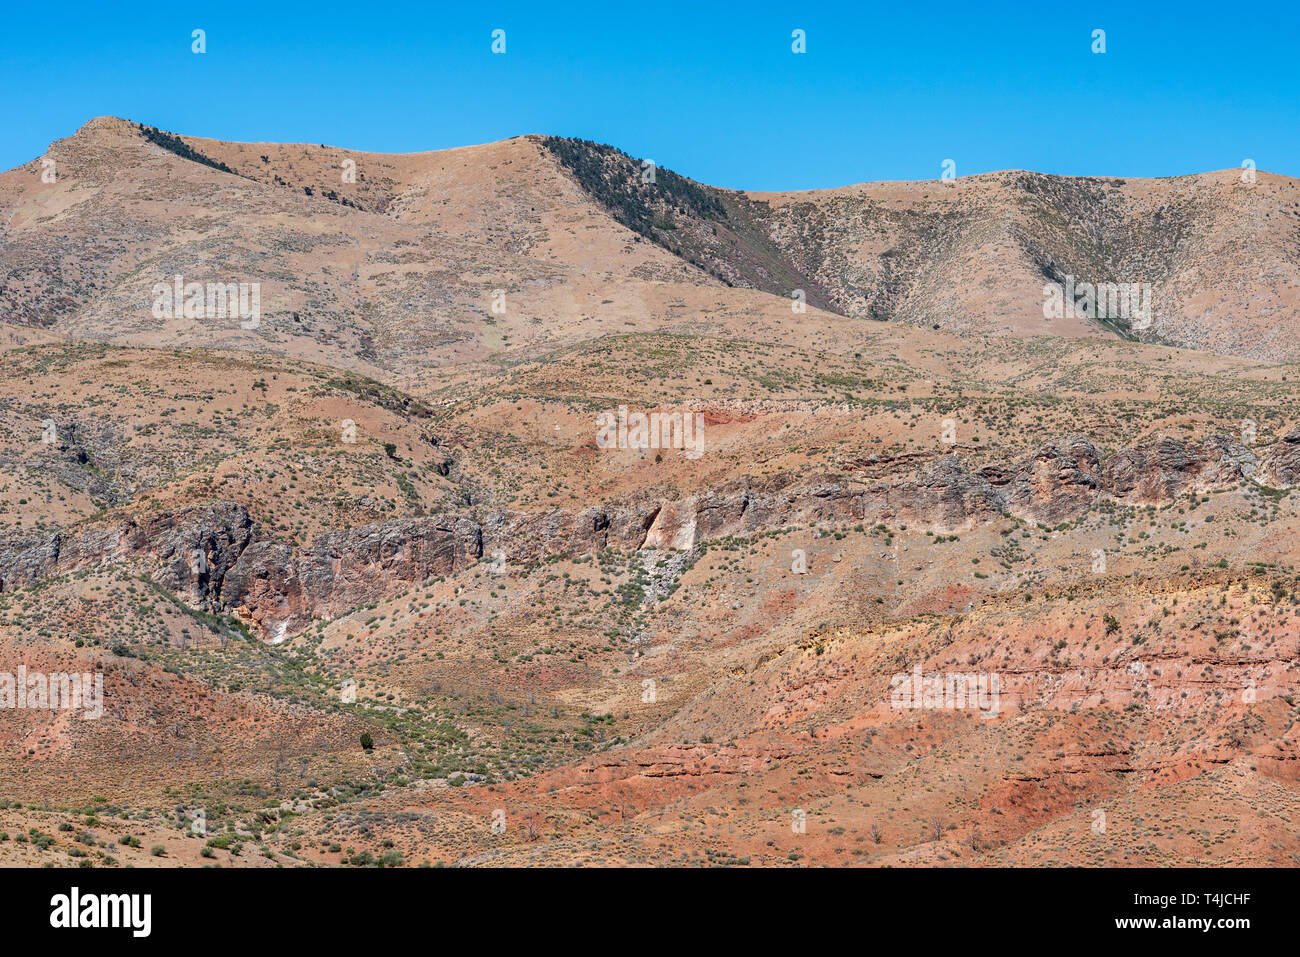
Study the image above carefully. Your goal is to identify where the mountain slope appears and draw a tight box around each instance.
[2,118,1299,369]
[1,119,1299,869]
[533,136,1300,356]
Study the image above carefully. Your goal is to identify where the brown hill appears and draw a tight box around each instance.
[2,117,1299,368]
[0,117,1298,869]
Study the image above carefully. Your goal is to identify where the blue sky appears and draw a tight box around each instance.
[3,1,1296,190]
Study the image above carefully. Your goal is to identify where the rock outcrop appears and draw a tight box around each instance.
[1259,430,1300,488]
[3,427,1298,641]
[224,516,482,638]
[1003,435,1102,524]
[873,456,1004,532]
[1103,434,1257,504]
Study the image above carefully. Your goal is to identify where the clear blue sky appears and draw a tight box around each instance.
[3,0,1296,190]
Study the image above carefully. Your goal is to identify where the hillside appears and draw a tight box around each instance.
[0,118,1297,868]
[2,118,1299,370]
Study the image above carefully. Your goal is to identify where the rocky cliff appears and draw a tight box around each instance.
[2,428,1295,640]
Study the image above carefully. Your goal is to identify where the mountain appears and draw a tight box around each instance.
[3,117,1300,370]
[0,118,1297,868]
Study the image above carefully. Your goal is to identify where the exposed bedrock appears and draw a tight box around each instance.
[2,428,1295,639]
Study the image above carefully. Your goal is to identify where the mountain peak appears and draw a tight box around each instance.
[69,115,138,143]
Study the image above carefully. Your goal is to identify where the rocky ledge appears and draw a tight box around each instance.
[1,428,1294,639]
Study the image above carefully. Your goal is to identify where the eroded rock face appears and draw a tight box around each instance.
[1102,434,1257,504]
[1259,430,1300,488]
[3,426,1298,640]
[874,456,1004,532]
[642,500,699,550]
[1004,435,1101,525]
[226,515,482,637]
[144,503,256,608]
[223,540,297,637]
[0,531,61,592]
[0,503,254,602]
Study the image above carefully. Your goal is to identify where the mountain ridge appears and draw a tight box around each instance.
[3,116,1298,365]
